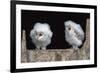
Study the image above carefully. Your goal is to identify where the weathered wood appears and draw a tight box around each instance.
[21,30,28,62]
[79,19,90,60]
[21,19,90,62]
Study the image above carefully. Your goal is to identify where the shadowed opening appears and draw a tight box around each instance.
[21,10,90,49]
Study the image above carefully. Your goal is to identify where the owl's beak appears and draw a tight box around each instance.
[38,36,43,40]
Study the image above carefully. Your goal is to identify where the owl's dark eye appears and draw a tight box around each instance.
[68,27,71,30]
[39,33,43,36]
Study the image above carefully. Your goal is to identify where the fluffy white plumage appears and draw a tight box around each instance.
[30,23,53,50]
[64,20,84,49]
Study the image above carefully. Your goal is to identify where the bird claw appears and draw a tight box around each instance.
[72,46,79,50]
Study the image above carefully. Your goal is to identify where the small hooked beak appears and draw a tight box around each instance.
[38,36,43,40]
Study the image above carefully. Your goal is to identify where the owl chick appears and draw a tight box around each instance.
[64,20,84,50]
[30,22,53,50]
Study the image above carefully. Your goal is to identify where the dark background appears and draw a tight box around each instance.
[21,10,90,49]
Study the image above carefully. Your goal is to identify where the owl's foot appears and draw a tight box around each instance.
[72,46,79,50]
[41,47,46,50]
[35,46,41,50]
[35,48,40,50]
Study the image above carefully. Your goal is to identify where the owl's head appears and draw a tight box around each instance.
[32,23,52,41]
[64,20,75,33]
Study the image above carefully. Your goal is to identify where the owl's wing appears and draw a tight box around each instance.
[48,30,53,38]
[74,24,84,41]
[30,29,35,39]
